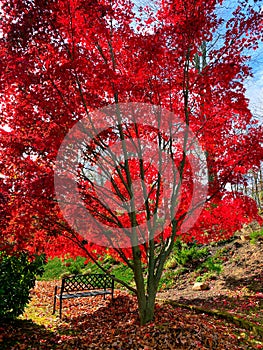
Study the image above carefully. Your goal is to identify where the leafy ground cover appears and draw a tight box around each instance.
[0,279,262,349]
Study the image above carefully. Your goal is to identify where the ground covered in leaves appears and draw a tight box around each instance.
[1,237,263,349]
[0,278,263,349]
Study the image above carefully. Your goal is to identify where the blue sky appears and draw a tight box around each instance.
[133,0,263,119]
[246,45,263,119]
[215,0,263,118]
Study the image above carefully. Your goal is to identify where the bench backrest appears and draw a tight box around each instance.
[61,273,114,292]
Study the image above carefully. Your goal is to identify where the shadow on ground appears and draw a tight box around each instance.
[0,318,57,349]
[224,272,263,293]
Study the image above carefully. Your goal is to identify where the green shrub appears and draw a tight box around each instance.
[250,229,263,244]
[0,252,46,319]
[160,267,188,289]
[195,272,214,283]
[195,253,224,282]
[167,240,210,269]
[200,256,223,274]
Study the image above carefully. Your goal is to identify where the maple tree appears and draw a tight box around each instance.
[0,0,263,325]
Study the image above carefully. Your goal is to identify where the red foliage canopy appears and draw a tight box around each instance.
[0,0,262,259]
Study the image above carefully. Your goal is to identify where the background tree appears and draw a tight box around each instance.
[0,0,262,325]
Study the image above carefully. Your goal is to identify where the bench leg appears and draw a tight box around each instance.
[53,286,57,314]
[59,297,63,319]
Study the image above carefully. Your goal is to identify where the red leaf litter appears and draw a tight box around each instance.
[1,280,262,349]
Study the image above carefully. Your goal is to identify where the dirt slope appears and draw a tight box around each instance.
[158,236,263,301]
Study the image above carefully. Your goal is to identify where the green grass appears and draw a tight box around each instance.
[38,256,86,280]
[38,255,134,288]
[37,257,66,280]
[109,264,135,288]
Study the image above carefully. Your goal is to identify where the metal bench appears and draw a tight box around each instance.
[52,273,114,318]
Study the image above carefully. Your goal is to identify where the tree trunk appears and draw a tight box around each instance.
[135,275,158,325]
[132,242,159,325]
[137,294,156,326]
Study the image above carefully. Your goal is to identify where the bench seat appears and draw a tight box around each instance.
[58,290,112,299]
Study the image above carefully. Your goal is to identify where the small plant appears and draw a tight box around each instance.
[200,256,223,275]
[195,272,216,283]
[249,229,263,244]
[0,252,46,319]
[195,253,224,282]
[164,255,178,270]
[160,268,187,290]
[195,275,204,282]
